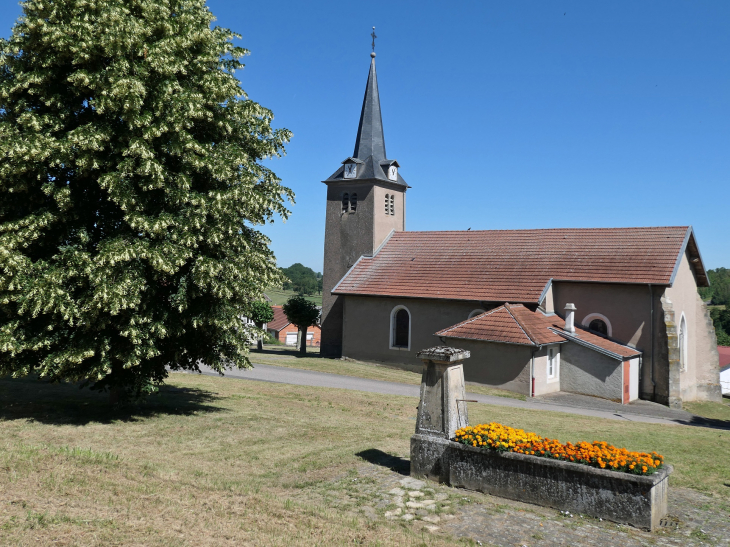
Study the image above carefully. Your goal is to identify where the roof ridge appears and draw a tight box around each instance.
[503,304,537,346]
[393,226,690,235]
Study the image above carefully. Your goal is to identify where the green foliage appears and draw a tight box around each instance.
[280,263,321,296]
[0,0,292,399]
[249,301,274,327]
[710,306,730,346]
[282,296,320,330]
[699,268,730,306]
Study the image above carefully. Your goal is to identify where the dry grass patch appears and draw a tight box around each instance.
[0,374,461,546]
[1,372,728,546]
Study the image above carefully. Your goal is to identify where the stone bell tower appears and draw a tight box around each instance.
[320,51,408,357]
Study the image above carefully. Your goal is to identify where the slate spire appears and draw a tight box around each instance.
[353,54,386,161]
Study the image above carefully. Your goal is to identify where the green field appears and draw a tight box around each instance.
[265,288,322,307]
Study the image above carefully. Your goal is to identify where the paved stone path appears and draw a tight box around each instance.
[194,363,716,427]
[334,458,730,546]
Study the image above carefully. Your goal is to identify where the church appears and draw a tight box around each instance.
[320,52,722,408]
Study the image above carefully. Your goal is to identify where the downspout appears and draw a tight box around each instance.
[530,345,542,398]
[648,284,656,400]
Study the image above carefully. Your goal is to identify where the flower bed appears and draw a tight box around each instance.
[454,422,664,476]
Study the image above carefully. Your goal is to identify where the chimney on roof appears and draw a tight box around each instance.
[565,303,577,333]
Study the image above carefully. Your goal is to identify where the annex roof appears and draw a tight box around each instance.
[333,227,708,303]
[436,304,641,360]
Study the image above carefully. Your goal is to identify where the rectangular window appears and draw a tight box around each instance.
[547,347,559,381]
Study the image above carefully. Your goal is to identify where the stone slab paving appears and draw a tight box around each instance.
[338,460,730,546]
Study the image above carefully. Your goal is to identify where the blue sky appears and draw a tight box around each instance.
[2,1,728,271]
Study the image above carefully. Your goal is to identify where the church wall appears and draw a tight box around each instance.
[551,282,657,399]
[664,251,721,403]
[532,346,561,396]
[341,295,485,371]
[372,185,405,251]
[560,343,623,401]
[447,340,532,395]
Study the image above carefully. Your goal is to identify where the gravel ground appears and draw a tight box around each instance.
[338,457,730,547]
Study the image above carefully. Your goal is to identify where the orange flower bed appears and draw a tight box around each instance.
[454,423,663,476]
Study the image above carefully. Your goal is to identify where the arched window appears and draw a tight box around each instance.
[384,194,390,214]
[582,313,612,337]
[389,194,394,215]
[389,306,411,350]
[468,309,486,319]
[679,313,687,372]
[342,193,349,214]
[350,193,357,212]
[589,319,608,336]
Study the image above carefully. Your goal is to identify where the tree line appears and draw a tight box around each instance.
[698,268,730,346]
[280,263,322,296]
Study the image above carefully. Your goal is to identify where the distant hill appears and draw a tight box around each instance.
[278,263,322,297]
[265,289,321,307]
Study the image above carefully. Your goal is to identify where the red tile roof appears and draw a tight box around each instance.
[267,306,291,332]
[333,227,698,303]
[435,306,534,345]
[437,303,641,360]
[552,327,642,360]
[719,346,730,372]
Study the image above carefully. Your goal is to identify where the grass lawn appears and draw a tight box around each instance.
[249,345,526,400]
[1,373,729,546]
[685,396,730,421]
[265,288,322,307]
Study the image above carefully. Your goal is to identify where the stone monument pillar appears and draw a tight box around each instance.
[414,346,471,440]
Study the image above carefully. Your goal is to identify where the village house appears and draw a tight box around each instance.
[320,52,722,408]
[267,305,322,347]
[719,346,730,395]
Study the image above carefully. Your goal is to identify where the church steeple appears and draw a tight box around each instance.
[353,54,386,161]
[320,44,408,358]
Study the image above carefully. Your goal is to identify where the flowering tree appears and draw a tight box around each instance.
[0,0,293,401]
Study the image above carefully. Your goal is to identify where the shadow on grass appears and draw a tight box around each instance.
[679,415,730,431]
[356,448,410,476]
[0,376,224,426]
[250,346,333,360]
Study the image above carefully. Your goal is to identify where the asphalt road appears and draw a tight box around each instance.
[190,362,694,427]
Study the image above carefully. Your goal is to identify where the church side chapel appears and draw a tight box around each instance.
[320,48,722,409]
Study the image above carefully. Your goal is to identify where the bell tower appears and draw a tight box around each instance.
[320,51,408,357]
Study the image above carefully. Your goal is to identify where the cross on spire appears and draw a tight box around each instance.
[371,27,377,52]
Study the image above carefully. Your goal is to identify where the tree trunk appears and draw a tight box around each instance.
[299,326,307,354]
[109,360,123,405]
[255,322,264,351]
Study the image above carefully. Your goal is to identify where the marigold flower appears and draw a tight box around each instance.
[452,422,663,476]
